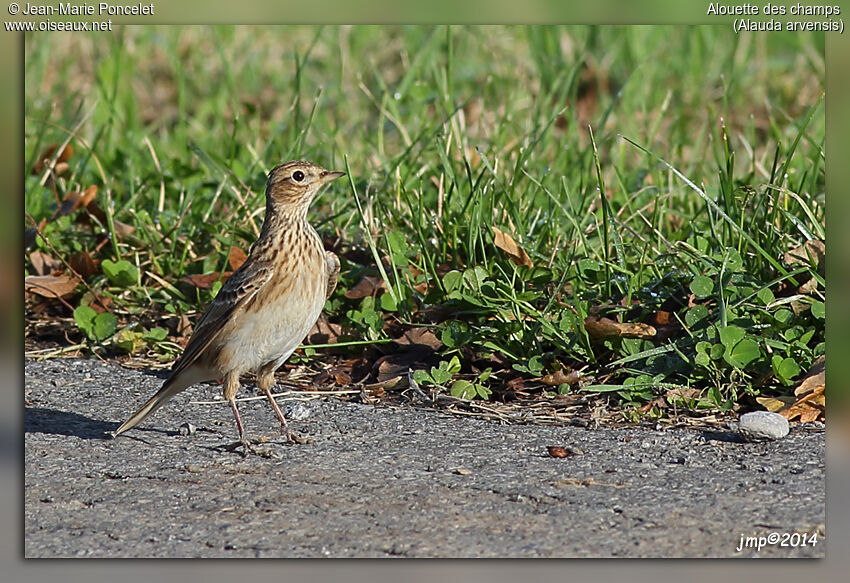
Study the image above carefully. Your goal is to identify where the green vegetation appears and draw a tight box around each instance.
[25,26,825,420]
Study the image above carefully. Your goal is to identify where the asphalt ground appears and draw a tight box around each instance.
[24,358,825,558]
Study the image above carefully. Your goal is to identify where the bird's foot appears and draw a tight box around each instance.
[221,438,279,458]
[280,424,312,445]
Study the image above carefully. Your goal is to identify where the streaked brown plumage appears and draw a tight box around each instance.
[113,160,344,447]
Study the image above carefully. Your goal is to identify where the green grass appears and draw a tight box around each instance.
[24,25,825,419]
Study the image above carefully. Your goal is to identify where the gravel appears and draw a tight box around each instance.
[25,358,825,558]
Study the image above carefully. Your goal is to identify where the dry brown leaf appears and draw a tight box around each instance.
[665,387,702,404]
[32,143,74,174]
[492,226,533,268]
[795,356,824,397]
[315,364,353,387]
[344,275,386,299]
[69,250,99,279]
[779,391,824,422]
[82,201,136,239]
[58,185,99,217]
[181,272,229,289]
[25,273,80,298]
[463,98,482,126]
[784,240,825,267]
[799,407,822,423]
[584,316,657,340]
[541,369,580,386]
[784,240,825,295]
[307,317,343,345]
[756,396,796,412]
[80,290,112,313]
[655,310,671,325]
[29,251,61,276]
[394,327,442,350]
[775,357,825,422]
[228,246,247,271]
[374,345,433,383]
[638,397,668,412]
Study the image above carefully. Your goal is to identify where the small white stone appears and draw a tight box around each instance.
[286,402,313,421]
[738,411,790,441]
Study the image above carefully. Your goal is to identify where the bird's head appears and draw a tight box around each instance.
[265,160,345,214]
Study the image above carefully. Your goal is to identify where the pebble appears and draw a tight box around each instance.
[738,411,790,441]
[178,422,196,436]
[286,402,314,421]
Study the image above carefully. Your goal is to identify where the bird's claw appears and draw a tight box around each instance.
[280,425,312,444]
[222,438,278,458]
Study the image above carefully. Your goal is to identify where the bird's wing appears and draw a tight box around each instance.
[169,256,274,378]
[325,250,340,299]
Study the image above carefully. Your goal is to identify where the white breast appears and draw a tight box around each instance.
[218,250,326,375]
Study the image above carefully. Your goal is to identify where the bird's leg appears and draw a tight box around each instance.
[257,368,295,442]
[222,371,257,455]
[258,367,309,444]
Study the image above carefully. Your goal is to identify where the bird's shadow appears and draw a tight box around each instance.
[700,428,745,443]
[25,368,182,440]
[24,407,176,440]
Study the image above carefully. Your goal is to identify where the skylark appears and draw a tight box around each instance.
[113,160,344,448]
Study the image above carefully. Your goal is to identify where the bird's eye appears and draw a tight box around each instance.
[292,170,305,182]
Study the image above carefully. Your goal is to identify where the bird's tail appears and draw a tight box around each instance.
[112,374,194,437]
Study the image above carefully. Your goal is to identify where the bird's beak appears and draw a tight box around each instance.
[320,171,346,184]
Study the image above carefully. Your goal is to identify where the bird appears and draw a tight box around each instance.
[113,160,344,450]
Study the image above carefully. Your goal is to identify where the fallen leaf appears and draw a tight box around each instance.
[29,251,61,276]
[547,446,568,458]
[541,369,580,386]
[584,316,657,340]
[181,272,229,289]
[506,375,532,392]
[69,250,99,279]
[57,185,98,217]
[362,375,409,393]
[784,240,825,295]
[332,369,352,385]
[32,143,73,174]
[463,98,482,126]
[374,345,434,383]
[665,387,701,404]
[784,239,825,268]
[25,273,80,298]
[362,385,386,402]
[80,290,112,313]
[638,397,668,412]
[654,310,671,325]
[315,364,353,387]
[776,356,825,422]
[344,274,386,299]
[81,200,136,239]
[799,407,821,423]
[394,327,442,350]
[755,396,796,412]
[779,389,824,422]
[795,356,825,397]
[492,226,533,267]
[228,246,247,271]
[307,317,343,345]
